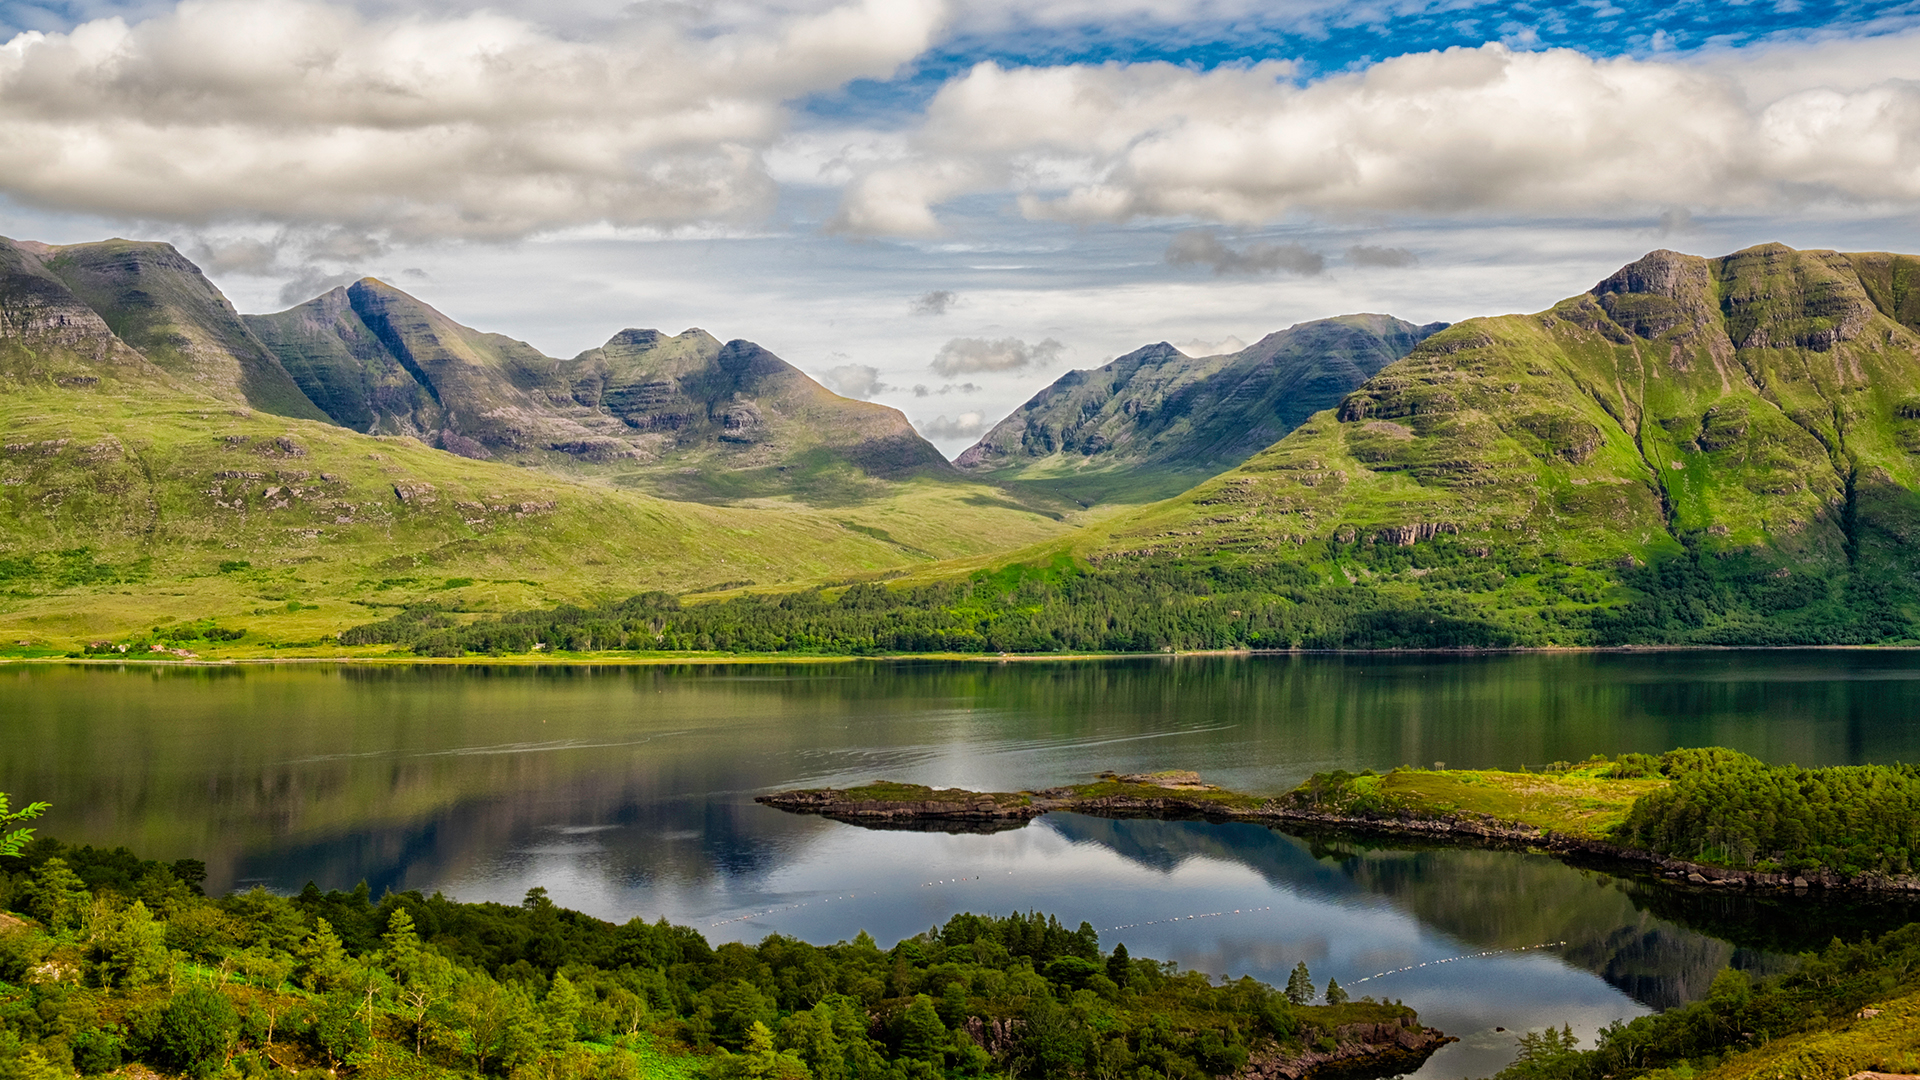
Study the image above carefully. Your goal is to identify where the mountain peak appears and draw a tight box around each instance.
[34,238,326,421]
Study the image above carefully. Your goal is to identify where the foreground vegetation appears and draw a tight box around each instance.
[1492,924,1920,1080]
[0,838,1426,1080]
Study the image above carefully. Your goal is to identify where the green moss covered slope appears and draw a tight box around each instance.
[1073,244,1920,643]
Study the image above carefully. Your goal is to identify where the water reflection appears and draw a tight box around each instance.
[6,655,1920,1076]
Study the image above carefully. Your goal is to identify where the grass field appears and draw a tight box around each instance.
[1284,762,1669,840]
[0,387,1073,649]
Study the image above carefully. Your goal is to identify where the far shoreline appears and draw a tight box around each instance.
[10,642,1920,667]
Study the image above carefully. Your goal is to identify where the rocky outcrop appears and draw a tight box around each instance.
[755,789,1044,832]
[1237,1019,1454,1080]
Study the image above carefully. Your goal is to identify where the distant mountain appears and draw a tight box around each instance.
[954,315,1446,504]
[245,280,950,501]
[1083,243,1920,645]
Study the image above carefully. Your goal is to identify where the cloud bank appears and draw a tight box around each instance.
[832,40,1920,234]
[7,2,1920,248]
[0,0,943,239]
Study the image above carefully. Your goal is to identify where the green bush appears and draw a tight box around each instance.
[151,989,238,1079]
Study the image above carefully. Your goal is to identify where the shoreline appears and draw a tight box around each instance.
[11,642,1920,667]
[757,782,1920,897]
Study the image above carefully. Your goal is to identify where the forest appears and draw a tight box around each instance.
[333,535,1919,659]
[0,836,1418,1080]
[1613,748,1920,877]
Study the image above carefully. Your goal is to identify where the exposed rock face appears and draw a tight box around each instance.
[246,279,951,496]
[956,314,1447,502]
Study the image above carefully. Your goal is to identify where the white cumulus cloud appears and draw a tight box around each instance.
[930,335,1064,376]
[817,362,889,398]
[0,0,946,240]
[919,411,990,440]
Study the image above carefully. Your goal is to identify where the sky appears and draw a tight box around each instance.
[3,0,1920,454]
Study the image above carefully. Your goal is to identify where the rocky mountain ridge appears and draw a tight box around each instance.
[245,277,952,501]
[956,314,1446,505]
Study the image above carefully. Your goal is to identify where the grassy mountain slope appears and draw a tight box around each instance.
[246,279,957,503]
[32,239,331,422]
[955,315,1446,507]
[0,383,1069,649]
[1069,243,1920,643]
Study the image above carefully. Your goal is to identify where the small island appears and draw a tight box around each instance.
[759,750,1920,894]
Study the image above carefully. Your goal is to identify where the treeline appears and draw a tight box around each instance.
[1494,922,1920,1080]
[1615,748,1920,877]
[0,836,1403,1080]
[339,557,1533,657]
[338,533,1920,658]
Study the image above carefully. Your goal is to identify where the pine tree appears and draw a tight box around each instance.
[1285,962,1315,1006]
[1324,977,1348,1005]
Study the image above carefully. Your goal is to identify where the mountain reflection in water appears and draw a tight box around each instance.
[1045,814,1795,1012]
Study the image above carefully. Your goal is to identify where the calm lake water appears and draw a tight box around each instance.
[7,651,1920,1077]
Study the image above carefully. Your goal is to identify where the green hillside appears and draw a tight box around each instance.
[1072,243,1920,644]
[955,315,1445,507]
[0,238,1073,649]
[245,279,957,503]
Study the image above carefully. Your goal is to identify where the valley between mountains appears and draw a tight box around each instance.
[6,237,1920,654]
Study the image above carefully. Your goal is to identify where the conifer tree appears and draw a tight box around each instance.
[1285,962,1316,1006]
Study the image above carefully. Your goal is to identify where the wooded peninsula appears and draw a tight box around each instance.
[759,749,1920,892]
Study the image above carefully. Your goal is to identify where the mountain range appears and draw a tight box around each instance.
[0,237,1076,646]
[10,235,1920,649]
